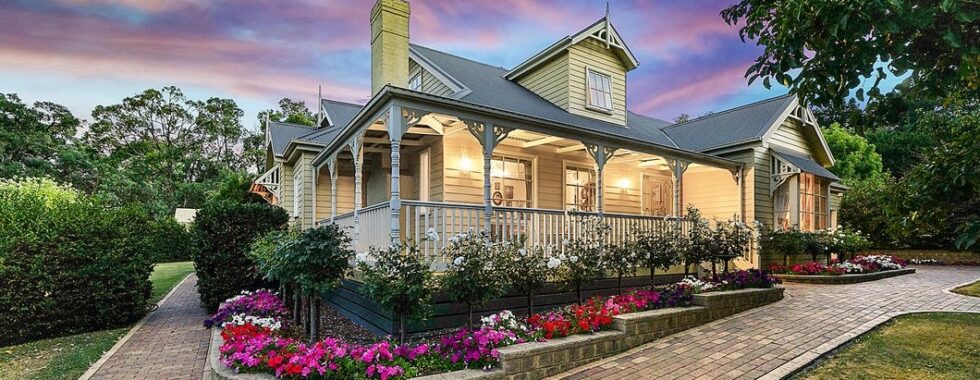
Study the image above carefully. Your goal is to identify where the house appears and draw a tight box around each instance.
[254,0,843,269]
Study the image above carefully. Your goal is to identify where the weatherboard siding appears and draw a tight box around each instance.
[770,120,813,156]
[682,168,741,223]
[567,38,627,125]
[517,53,570,109]
[409,60,454,97]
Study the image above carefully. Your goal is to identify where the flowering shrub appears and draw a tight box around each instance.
[437,327,521,369]
[526,311,572,339]
[708,269,781,290]
[677,276,717,293]
[631,223,683,286]
[560,216,610,303]
[204,289,288,328]
[770,254,908,275]
[850,255,908,271]
[357,242,435,343]
[499,241,553,315]
[481,310,536,341]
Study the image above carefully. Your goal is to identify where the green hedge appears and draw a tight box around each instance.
[0,178,153,346]
[192,201,289,312]
[144,217,195,263]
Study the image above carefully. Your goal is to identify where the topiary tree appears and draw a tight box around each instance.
[560,216,609,303]
[192,201,289,312]
[500,240,553,315]
[604,243,639,295]
[275,223,354,341]
[357,242,435,343]
[633,223,683,287]
[682,207,713,276]
[440,230,508,328]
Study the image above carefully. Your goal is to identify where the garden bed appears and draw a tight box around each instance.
[774,268,915,284]
[207,287,784,380]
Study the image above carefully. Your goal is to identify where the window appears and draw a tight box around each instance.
[565,164,596,211]
[773,180,792,231]
[491,155,533,208]
[409,71,422,91]
[586,69,613,111]
[292,169,303,217]
[799,173,828,231]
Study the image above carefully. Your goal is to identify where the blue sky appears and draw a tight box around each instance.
[0,0,903,132]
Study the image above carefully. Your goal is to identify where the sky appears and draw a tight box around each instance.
[0,0,901,132]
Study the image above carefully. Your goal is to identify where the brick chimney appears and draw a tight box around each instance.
[370,0,410,95]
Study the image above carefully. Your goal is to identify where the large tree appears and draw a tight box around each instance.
[822,123,883,184]
[84,86,254,215]
[722,0,979,107]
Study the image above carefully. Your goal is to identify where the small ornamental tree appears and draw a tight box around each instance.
[713,218,753,272]
[682,207,713,276]
[441,231,507,328]
[633,224,683,287]
[560,216,609,303]
[604,243,639,295]
[274,223,354,341]
[357,242,435,343]
[500,240,553,315]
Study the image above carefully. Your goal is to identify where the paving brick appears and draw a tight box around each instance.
[552,266,980,379]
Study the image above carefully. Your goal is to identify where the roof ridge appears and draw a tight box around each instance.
[410,43,508,71]
[661,93,794,131]
[320,98,364,108]
[269,120,316,129]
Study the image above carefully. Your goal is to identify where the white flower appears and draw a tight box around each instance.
[453,256,465,266]
[562,239,570,246]
[559,253,567,260]
[425,228,440,241]
[569,255,579,263]
[355,252,369,263]
[518,248,527,256]
[547,257,562,269]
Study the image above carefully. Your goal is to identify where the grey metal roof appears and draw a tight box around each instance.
[660,94,796,152]
[268,121,316,156]
[321,99,363,128]
[772,147,841,182]
[410,44,680,150]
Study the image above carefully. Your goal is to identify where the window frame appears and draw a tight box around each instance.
[408,70,423,91]
[798,172,828,231]
[490,154,535,208]
[563,161,597,212]
[585,68,614,113]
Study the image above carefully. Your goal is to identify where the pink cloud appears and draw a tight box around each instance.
[633,64,751,114]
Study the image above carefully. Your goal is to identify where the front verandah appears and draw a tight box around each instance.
[311,96,747,265]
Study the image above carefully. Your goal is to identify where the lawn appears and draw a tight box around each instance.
[797,313,980,380]
[0,261,196,380]
[951,280,980,298]
[150,261,196,303]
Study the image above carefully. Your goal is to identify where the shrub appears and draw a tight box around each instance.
[603,243,639,295]
[0,178,153,346]
[559,216,609,303]
[357,242,436,343]
[192,201,289,312]
[144,217,195,263]
[683,207,715,275]
[499,241,552,316]
[633,223,683,287]
[440,231,508,328]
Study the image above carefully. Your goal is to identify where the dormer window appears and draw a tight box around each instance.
[409,71,422,91]
[586,69,613,111]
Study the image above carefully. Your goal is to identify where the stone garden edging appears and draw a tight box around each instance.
[207,287,785,380]
[773,268,916,284]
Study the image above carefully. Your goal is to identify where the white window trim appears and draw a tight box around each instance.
[409,69,423,91]
[489,153,537,208]
[584,67,614,114]
[292,167,303,219]
[562,160,597,211]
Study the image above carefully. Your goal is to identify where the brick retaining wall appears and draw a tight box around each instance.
[773,268,916,284]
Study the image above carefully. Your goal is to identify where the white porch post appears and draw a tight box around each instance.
[464,120,511,232]
[669,158,689,218]
[585,144,617,216]
[349,136,364,246]
[388,105,403,242]
[327,155,338,222]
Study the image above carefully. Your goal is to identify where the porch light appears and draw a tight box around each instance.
[459,153,473,173]
[617,177,630,189]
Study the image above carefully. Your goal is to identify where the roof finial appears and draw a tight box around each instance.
[604,1,612,48]
[316,85,323,127]
[605,1,610,19]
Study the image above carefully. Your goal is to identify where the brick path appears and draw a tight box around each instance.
[88,274,210,380]
[553,266,980,380]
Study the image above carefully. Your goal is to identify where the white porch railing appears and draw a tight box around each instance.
[326,201,690,263]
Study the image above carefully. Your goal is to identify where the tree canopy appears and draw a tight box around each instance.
[822,123,883,184]
[722,0,979,107]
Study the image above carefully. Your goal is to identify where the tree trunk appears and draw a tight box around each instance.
[399,314,406,344]
[684,262,690,276]
[576,283,583,304]
[467,304,474,329]
[309,296,319,342]
[711,260,717,277]
[526,290,534,316]
[649,267,656,288]
[617,274,624,296]
[292,284,301,326]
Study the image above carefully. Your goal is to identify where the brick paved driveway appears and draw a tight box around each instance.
[553,266,980,380]
[87,274,209,380]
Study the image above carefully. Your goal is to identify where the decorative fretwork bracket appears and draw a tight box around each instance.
[770,154,800,196]
[463,119,512,150]
[666,159,690,180]
[584,143,618,169]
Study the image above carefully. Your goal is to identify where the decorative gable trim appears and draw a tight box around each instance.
[759,96,836,167]
[504,16,638,81]
[408,46,471,99]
